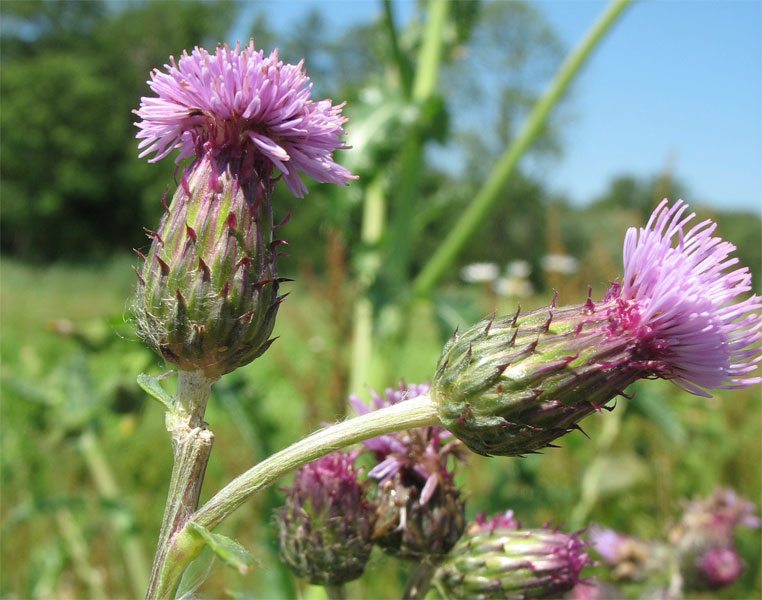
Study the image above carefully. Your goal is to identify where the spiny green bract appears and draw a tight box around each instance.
[132,154,286,379]
[431,297,641,456]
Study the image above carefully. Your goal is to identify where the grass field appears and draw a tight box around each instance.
[1,256,760,598]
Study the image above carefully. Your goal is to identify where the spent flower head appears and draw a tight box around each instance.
[135,41,355,196]
[351,383,466,559]
[432,200,762,456]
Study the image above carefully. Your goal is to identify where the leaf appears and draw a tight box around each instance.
[186,522,256,575]
[136,372,174,411]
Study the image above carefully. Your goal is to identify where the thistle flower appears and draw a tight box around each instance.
[432,200,762,456]
[670,488,758,590]
[351,383,467,559]
[695,547,744,588]
[433,520,591,600]
[274,450,374,586]
[134,41,355,197]
[133,43,356,373]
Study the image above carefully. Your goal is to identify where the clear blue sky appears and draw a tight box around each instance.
[232,1,761,214]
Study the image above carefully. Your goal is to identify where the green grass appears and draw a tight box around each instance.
[1,256,760,599]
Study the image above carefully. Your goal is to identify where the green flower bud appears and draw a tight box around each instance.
[431,298,641,456]
[133,152,285,378]
[434,525,590,600]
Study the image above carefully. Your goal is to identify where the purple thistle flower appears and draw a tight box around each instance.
[134,41,356,197]
[350,382,462,505]
[612,199,762,395]
[432,200,762,457]
[696,547,744,588]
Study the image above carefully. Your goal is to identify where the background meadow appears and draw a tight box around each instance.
[1,1,760,598]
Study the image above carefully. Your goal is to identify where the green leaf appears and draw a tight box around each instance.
[186,522,256,575]
[136,372,174,411]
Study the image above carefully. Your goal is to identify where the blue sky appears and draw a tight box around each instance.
[232,1,761,214]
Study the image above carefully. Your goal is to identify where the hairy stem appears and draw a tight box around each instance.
[412,0,632,297]
[150,396,441,594]
[145,370,215,600]
[193,394,439,530]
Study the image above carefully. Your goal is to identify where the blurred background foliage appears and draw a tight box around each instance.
[1,1,759,598]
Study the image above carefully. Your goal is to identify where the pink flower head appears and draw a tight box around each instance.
[696,547,744,588]
[610,199,762,396]
[134,41,356,197]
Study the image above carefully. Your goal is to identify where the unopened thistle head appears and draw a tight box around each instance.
[132,42,355,375]
[434,517,590,600]
[433,200,762,456]
[274,450,374,586]
[351,383,467,560]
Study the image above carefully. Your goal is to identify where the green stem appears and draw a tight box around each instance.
[412,0,632,298]
[78,429,150,597]
[349,177,387,395]
[325,583,347,600]
[150,396,440,594]
[383,0,412,96]
[386,0,448,289]
[145,370,215,600]
[193,394,439,531]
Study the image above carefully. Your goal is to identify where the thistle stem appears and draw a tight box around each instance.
[324,583,347,600]
[145,370,215,600]
[154,395,440,594]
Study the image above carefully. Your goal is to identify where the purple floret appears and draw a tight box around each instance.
[350,382,463,505]
[134,41,356,197]
[610,199,762,396]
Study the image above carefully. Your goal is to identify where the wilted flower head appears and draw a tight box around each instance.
[676,487,761,544]
[432,200,762,456]
[350,382,463,505]
[434,522,591,600]
[274,450,374,586]
[135,41,355,196]
[351,383,466,559]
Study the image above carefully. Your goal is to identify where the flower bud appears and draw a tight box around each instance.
[434,524,590,600]
[432,200,762,456]
[274,450,374,586]
[133,153,284,378]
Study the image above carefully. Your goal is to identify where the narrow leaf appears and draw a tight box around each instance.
[186,522,256,575]
[136,373,174,410]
